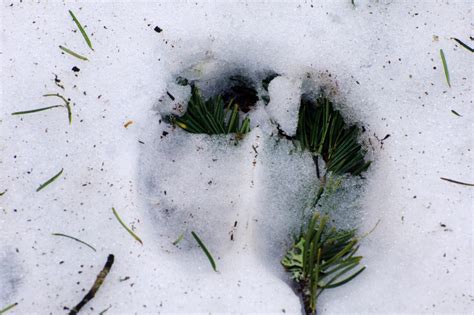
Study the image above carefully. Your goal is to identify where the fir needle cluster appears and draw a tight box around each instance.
[170,85,251,135]
[296,96,370,176]
[282,214,365,315]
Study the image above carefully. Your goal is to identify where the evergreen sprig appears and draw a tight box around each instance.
[172,86,250,135]
[296,96,370,176]
[282,213,365,315]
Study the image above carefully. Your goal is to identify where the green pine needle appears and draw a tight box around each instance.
[12,93,72,123]
[36,168,63,192]
[69,10,93,50]
[0,302,18,314]
[296,95,370,176]
[191,231,217,272]
[43,93,72,124]
[451,38,474,53]
[52,233,96,251]
[59,45,89,61]
[112,207,143,245]
[11,105,64,116]
[439,49,451,87]
[282,213,365,314]
[171,85,251,136]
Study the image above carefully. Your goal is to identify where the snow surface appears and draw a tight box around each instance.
[1,0,473,314]
[266,76,302,136]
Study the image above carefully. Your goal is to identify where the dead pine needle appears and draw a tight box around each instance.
[172,233,185,246]
[123,120,133,128]
[36,168,63,192]
[111,207,143,245]
[360,219,382,239]
[52,233,96,251]
[68,254,114,315]
[59,45,88,61]
[69,10,93,50]
[191,231,217,272]
[98,305,112,315]
[0,302,18,314]
[440,177,474,187]
[439,49,451,87]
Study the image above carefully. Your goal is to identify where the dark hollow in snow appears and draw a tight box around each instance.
[220,75,259,113]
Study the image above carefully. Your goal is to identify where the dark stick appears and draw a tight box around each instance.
[166,91,175,100]
[313,155,320,179]
[69,254,115,315]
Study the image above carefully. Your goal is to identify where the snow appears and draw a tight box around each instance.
[266,76,302,136]
[1,0,472,314]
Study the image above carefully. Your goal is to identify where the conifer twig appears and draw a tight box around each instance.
[68,254,114,315]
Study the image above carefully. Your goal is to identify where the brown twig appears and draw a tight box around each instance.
[69,254,114,315]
